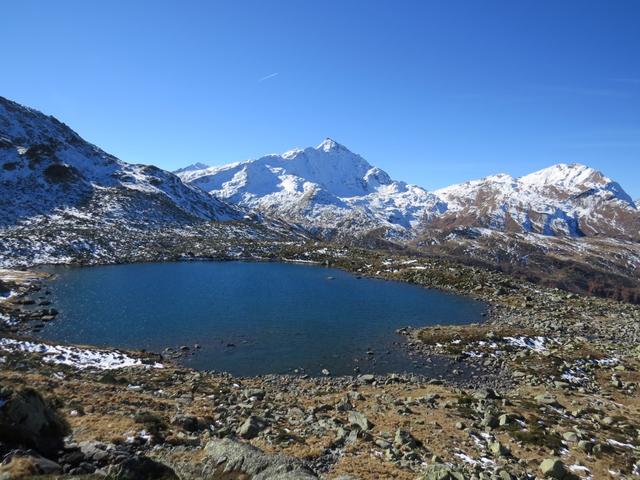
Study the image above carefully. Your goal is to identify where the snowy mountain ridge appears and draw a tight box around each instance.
[0,95,305,268]
[0,95,241,226]
[433,163,638,239]
[177,138,445,236]
[178,141,639,241]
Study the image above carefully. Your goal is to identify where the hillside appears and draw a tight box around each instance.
[0,96,303,267]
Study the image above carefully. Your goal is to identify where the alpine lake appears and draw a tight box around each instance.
[36,261,486,376]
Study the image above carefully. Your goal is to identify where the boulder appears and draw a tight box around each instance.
[201,437,317,479]
[237,415,268,439]
[0,387,69,458]
[108,455,178,480]
[0,453,61,478]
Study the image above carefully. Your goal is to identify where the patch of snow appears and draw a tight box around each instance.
[607,438,636,449]
[0,338,162,370]
[503,336,551,352]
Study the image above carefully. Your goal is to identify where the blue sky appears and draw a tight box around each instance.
[2,1,639,197]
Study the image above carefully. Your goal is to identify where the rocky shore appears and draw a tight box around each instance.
[1,245,639,479]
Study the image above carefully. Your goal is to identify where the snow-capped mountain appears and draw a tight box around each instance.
[173,162,210,175]
[0,96,306,268]
[431,164,639,240]
[177,138,445,237]
[0,96,239,226]
[178,140,639,242]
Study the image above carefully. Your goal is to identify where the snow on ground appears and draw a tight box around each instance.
[459,336,556,358]
[503,336,550,352]
[0,338,162,370]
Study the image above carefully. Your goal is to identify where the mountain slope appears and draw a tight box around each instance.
[177,139,445,237]
[430,164,639,240]
[173,162,210,175]
[0,96,241,226]
[0,96,302,267]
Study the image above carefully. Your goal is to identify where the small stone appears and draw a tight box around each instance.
[236,415,267,439]
[490,441,509,457]
[348,411,373,431]
[481,412,499,428]
[359,374,375,384]
[540,458,566,479]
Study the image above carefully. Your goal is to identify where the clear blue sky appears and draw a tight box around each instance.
[2,1,639,197]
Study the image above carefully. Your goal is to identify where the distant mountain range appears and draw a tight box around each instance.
[176,139,639,242]
[1,95,639,301]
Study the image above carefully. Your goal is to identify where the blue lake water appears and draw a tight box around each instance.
[38,261,485,376]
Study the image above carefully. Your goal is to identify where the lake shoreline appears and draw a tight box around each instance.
[4,258,487,378]
[1,247,640,478]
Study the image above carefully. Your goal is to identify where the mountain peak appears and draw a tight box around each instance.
[316,138,349,153]
[173,162,210,174]
[519,163,605,190]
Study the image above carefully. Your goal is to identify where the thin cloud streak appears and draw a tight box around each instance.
[532,85,630,98]
[258,72,279,83]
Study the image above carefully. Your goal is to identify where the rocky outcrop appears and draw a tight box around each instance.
[199,437,317,479]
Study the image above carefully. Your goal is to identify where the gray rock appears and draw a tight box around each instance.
[202,437,317,479]
[108,455,178,480]
[418,463,467,480]
[348,411,373,431]
[539,458,567,478]
[237,415,268,439]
